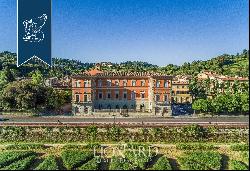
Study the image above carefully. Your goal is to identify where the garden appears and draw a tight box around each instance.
[0,143,248,170]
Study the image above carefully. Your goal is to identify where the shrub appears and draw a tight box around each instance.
[5,143,46,150]
[241,151,249,164]
[0,151,35,168]
[178,151,222,170]
[229,160,248,170]
[125,150,153,170]
[77,158,100,170]
[3,155,36,170]
[61,150,94,170]
[62,144,86,150]
[151,156,172,170]
[35,155,59,170]
[109,157,134,170]
[176,143,216,150]
[230,144,249,151]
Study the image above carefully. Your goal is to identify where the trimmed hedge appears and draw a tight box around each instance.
[5,143,46,150]
[35,155,59,170]
[109,157,134,170]
[77,158,100,170]
[151,156,172,170]
[229,160,248,170]
[230,144,249,151]
[0,151,35,168]
[61,150,94,170]
[125,151,153,170]
[0,125,248,143]
[2,155,36,170]
[176,143,216,150]
[178,151,222,170]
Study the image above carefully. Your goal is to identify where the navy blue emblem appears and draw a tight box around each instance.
[17,0,51,67]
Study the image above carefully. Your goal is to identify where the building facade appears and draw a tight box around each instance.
[72,69,173,115]
[172,80,192,104]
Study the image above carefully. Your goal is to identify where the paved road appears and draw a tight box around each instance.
[0,116,249,124]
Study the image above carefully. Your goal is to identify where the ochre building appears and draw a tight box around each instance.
[72,69,173,115]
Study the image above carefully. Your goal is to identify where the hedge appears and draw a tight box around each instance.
[2,155,36,170]
[151,156,172,170]
[35,155,59,170]
[176,143,216,150]
[61,150,94,170]
[0,151,35,168]
[229,160,248,170]
[0,125,248,143]
[125,151,153,170]
[77,158,100,170]
[230,144,249,151]
[178,151,222,170]
[109,157,134,170]
[5,143,46,150]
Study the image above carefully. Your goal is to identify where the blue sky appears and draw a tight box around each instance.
[0,0,249,66]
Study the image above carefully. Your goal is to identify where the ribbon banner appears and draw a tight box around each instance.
[17,0,51,67]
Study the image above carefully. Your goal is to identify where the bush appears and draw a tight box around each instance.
[151,156,172,170]
[35,155,59,170]
[176,143,216,150]
[241,151,249,164]
[3,155,36,170]
[0,151,35,168]
[230,144,249,151]
[5,143,46,150]
[77,158,100,170]
[125,150,153,170]
[109,157,134,170]
[229,160,248,170]
[61,150,94,170]
[178,151,222,170]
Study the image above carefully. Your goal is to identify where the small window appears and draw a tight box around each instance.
[75,94,80,102]
[132,80,136,86]
[141,80,145,86]
[116,92,119,99]
[164,81,168,87]
[141,93,145,99]
[155,94,160,101]
[156,80,160,87]
[123,93,127,99]
[164,95,168,101]
[131,91,136,100]
[98,80,102,87]
[107,92,111,99]
[84,95,88,102]
[83,81,88,87]
[123,80,127,86]
[99,93,102,99]
[115,80,119,86]
[107,80,112,87]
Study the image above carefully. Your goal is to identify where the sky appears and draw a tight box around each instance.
[0,0,249,66]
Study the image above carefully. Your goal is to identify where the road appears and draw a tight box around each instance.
[0,115,248,125]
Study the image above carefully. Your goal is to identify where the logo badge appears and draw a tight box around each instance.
[17,0,52,67]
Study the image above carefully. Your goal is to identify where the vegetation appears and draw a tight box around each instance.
[178,151,222,170]
[35,155,59,170]
[229,160,248,170]
[77,158,100,170]
[2,155,36,170]
[5,144,46,150]
[0,151,35,168]
[0,125,248,143]
[230,144,249,151]
[176,143,216,150]
[0,143,248,170]
[61,150,94,170]
[151,156,172,170]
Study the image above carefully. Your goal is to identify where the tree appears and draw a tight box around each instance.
[31,70,44,85]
